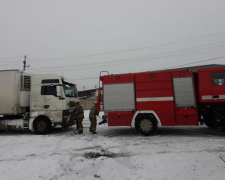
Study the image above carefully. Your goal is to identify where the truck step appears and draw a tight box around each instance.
[23,120,29,129]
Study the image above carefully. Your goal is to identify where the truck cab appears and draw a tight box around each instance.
[0,70,78,134]
[29,74,79,134]
[196,67,225,128]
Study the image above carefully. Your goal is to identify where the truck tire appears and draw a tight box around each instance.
[204,109,216,129]
[34,117,52,134]
[204,120,216,129]
[135,115,157,136]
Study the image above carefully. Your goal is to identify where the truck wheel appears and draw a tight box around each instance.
[204,120,216,129]
[34,117,52,134]
[204,110,216,129]
[135,115,157,136]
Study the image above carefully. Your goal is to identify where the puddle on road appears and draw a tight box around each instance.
[84,152,116,159]
[84,149,131,159]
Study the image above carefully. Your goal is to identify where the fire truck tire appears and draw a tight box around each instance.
[34,117,52,134]
[204,120,216,129]
[135,115,157,136]
[204,110,216,129]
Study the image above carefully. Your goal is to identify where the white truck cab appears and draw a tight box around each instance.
[0,70,78,134]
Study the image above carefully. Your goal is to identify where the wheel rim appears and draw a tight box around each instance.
[37,121,47,132]
[140,119,152,132]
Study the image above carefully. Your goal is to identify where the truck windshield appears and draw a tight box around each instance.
[63,83,78,97]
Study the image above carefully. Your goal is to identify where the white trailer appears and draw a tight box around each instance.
[0,70,78,134]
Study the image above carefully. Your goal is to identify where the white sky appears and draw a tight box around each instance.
[0,0,225,90]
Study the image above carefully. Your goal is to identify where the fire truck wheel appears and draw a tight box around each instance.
[204,111,216,128]
[34,117,52,134]
[135,115,157,136]
[204,120,216,129]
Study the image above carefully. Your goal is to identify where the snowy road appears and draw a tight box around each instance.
[0,116,225,180]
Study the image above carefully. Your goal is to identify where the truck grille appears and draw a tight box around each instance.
[21,75,31,91]
[69,101,75,108]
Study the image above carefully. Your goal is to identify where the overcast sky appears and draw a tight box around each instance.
[0,0,225,90]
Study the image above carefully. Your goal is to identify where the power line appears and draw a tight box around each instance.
[26,56,45,70]
[29,43,225,73]
[28,40,225,72]
[1,31,225,64]
[1,31,225,63]
[157,55,225,71]
[66,55,225,81]
[0,61,22,68]
[0,55,24,60]
[26,31,225,61]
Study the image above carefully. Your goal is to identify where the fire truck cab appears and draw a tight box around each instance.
[98,66,225,136]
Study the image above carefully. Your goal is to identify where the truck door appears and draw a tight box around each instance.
[172,72,198,125]
[210,71,225,102]
[41,85,63,121]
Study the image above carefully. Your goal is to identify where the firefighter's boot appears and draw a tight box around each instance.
[78,128,83,134]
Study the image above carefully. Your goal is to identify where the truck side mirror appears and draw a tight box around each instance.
[56,86,62,97]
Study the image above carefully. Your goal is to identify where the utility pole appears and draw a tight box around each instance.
[23,55,30,71]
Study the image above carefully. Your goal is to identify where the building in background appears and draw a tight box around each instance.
[78,89,98,110]
[173,64,225,71]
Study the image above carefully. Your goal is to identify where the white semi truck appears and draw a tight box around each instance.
[0,69,78,134]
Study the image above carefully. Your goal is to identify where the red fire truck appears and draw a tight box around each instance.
[97,66,225,136]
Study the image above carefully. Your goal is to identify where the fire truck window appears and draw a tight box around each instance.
[211,72,225,86]
[41,86,57,96]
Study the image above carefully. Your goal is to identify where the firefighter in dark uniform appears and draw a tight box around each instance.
[73,101,84,134]
[89,101,99,134]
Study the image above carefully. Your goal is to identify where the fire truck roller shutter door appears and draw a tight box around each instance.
[103,83,135,111]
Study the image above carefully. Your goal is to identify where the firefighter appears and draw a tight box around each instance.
[73,101,84,134]
[89,100,99,134]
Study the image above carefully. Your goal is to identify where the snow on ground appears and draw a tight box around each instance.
[0,111,225,180]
